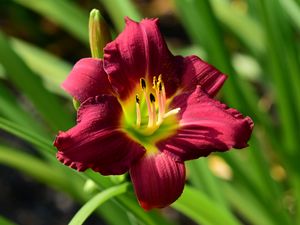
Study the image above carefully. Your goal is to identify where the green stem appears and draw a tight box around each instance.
[69,183,130,225]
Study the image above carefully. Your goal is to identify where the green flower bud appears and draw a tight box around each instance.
[89,9,112,59]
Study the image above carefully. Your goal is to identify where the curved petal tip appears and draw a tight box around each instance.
[54,95,145,175]
[130,152,186,210]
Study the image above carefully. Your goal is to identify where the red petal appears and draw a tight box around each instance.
[103,17,182,100]
[54,95,145,175]
[130,152,185,210]
[181,55,227,97]
[158,86,254,161]
[62,58,112,102]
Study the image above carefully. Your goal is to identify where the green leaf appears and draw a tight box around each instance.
[254,0,300,156]
[279,0,300,30]
[69,183,130,225]
[210,0,265,56]
[13,0,89,44]
[0,216,17,225]
[0,143,131,225]
[187,159,228,208]
[0,117,53,154]
[93,200,132,225]
[0,145,67,191]
[100,0,142,31]
[0,82,48,136]
[0,31,73,131]
[85,170,173,225]
[223,183,277,225]
[172,185,241,225]
[174,0,262,118]
[10,38,72,97]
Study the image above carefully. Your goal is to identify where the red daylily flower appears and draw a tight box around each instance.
[54,17,253,210]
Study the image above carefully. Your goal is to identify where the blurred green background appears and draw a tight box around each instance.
[0,0,300,225]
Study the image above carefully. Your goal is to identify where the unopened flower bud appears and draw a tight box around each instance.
[89,9,112,58]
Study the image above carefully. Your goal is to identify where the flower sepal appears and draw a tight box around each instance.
[72,97,80,111]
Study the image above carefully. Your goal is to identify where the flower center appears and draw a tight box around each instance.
[121,75,180,154]
[136,76,180,132]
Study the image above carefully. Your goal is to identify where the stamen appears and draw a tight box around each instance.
[140,78,146,89]
[161,82,166,107]
[156,81,162,124]
[135,94,140,104]
[152,76,157,89]
[158,82,162,92]
[136,94,141,127]
[163,108,181,119]
[150,93,155,103]
[134,76,171,131]
[140,78,152,118]
[157,76,167,125]
[148,93,156,127]
[158,74,162,82]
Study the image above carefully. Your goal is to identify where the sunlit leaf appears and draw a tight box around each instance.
[69,183,130,225]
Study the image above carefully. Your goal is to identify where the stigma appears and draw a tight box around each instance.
[135,75,180,133]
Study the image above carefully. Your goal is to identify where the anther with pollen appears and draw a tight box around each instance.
[135,76,180,131]
[155,75,166,124]
[140,78,152,118]
[150,93,155,102]
[135,94,141,127]
[140,78,146,89]
[136,94,140,104]
[148,93,156,127]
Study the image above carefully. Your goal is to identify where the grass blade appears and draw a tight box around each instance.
[172,185,241,225]
[188,159,228,209]
[13,0,89,44]
[211,0,265,56]
[85,170,173,225]
[69,183,130,225]
[0,145,67,191]
[279,0,300,30]
[0,117,54,154]
[223,183,277,225]
[254,0,300,155]
[10,38,72,97]
[0,31,73,131]
[0,216,17,225]
[99,0,142,31]
[0,82,48,136]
